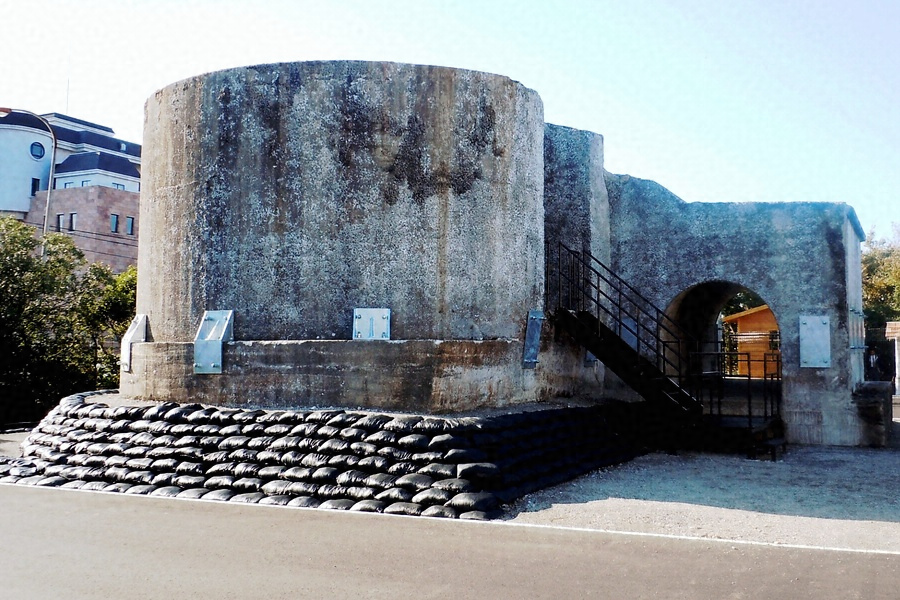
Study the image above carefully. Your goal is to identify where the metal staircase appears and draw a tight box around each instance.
[547,242,785,457]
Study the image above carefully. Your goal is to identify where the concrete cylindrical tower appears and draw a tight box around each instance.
[123,61,557,410]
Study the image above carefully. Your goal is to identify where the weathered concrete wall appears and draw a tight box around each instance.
[606,174,872,445]
[120,335,599,412]
[139,61,544,343]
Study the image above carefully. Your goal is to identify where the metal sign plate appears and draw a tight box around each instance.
[353,308,391,340]
[799,315,831,368]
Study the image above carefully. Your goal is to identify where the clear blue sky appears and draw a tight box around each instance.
[3,0,897,238]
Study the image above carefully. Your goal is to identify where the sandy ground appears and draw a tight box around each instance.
[3,399,899,554]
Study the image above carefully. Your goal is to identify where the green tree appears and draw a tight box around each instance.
[862,226,900,328]
[0,217,136,425]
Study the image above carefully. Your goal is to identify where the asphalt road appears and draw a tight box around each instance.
[1,484,897,599]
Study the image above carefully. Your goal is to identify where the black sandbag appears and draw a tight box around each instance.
[233,477,263,492]
[259,494,294,506]
[219,435,251,450]
[352,414,392,430]
[232,409,266,424]
[297,438,323,451]
[143,402,179,420]
[350,499,386,513]
[421,505,459,519]
[172,435,200,448]
[446,492,499,513]
[411,418,448,434]
[411,488,453,506]
[377,446,412,461]
[397,434,430,450]
[177,487,210,499]
[319,498,356,510]
[258,465,288,480]
[326,454,360,469]
[257,411,286,425]
[185,407,218,424]
[60,480,86,489]
[146,446,178,459]
[130,431,156,446]
[263,424,292,436]
[150,458,180,472]
[261,480,293,495]
[218,424,243,436]
[123,484,155,494]
[85,442,111,456]
[240,423,266,436]
[300,453,330,468]
[246,436,275,451]
[103,482,134,493]
[173,447,204,462]
[374,487,413,503]
[411,451,444,465]
[151,472,177,487]
[364,430,398,445]
[280,450,304,467]
[205,461,238,476]
[122,446,148,459]
[202,489,236,502]
[174,474,206,489]
[43,464,69,477]
[34,476,67,487]
[386,462,418,476]
[194,424,222,435]
[427,434,467,450]
[310,467,338,483]
[417,463,456,479]
[287,495,320,508]
[336,470,369,486]
[148,422,174,435]
[318,438,350,454]
[456,462,501,481]
[286,481,319,496]
[289,423,319,437]
[230,492,266,503]
[356,456,390,473]
[458,510,491,521]
[104,466,131,482]
[125,457,154,471]
[163,407,194,423]
[256,450,285,464]
[339,427,368,442]
[345,486,376,500]
[444,448,488,463]
[233,463,261,478]
[315,425,340,438]
[123,470,155,485]
[149,485,183,498]
[204,475,236,489]
[382,502,423,516]
[349,442,378,457]
[282,466,313,482]
[80,480,111,491]
[326,412,362,428]
[229,449,259,463]
[305,409,343,424]
[316,484,349,499]
[199,436,226,450]
[364,473,398,490]
[383,416,423,433]
[82,455,107,468]
[395,473,434,491]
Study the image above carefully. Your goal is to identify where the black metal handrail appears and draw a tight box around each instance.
[551,242,697,394]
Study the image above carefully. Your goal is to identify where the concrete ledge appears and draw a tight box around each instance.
[120,339,599,412]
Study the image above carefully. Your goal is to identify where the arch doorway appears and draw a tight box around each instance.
[664,281,782,422]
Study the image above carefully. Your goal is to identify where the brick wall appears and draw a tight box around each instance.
[29,186,138,272]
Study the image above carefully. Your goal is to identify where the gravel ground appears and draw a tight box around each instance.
[503,444,900,552]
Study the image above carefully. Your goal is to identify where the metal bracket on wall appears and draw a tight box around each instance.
[119,314,148,373]
[194,310,234,374]
[522,309,545,369]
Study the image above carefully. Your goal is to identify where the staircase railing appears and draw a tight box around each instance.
[550,242,698,395]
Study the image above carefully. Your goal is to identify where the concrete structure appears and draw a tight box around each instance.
[0,111,140,271]
[123,60,878,446]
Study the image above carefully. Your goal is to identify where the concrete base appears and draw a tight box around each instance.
[119,337,603,413]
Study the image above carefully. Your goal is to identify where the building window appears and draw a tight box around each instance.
[112,182,125,190]
[111,214,119,233]
[81,180,91,187]
[30,142,45,159]
[125,216,135,236]
[63,182,73,188]
[56,214,64,232]
[69,213,77,231]
[31,178,40,196]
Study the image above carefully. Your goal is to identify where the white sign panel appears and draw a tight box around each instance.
[799,315,831,368]
[353,308,391,340]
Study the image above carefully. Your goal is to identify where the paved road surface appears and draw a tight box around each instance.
[1,484,896,599]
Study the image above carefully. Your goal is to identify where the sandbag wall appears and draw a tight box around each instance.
[0,392,642,519]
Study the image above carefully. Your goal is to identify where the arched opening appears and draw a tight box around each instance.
[664,281,782,423]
